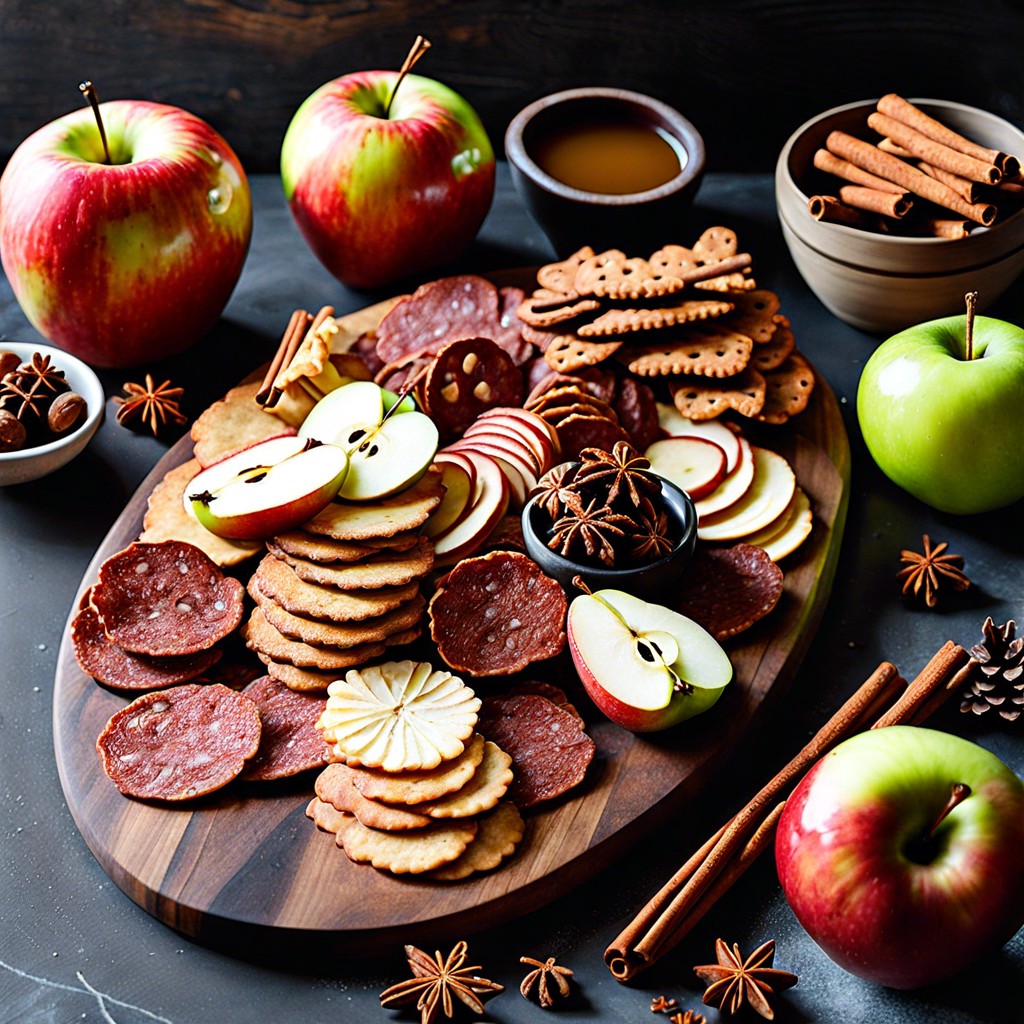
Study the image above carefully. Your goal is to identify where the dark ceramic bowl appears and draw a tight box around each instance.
[505,87,706,255]
[521,472,698,601]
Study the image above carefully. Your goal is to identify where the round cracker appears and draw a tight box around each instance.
[338,817,478,874]
[266,537,433,590]
[428,802,526,881]
[253,554,421,622]
[191,379,293,468]
[350,734,487,805]
[243,607,388,670]
[305,797,355,836]
[416,741,512,819]
[272,529,420,563]
[315,764,432,831]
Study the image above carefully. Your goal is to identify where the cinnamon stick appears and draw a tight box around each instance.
[605,642,972,983]
[826,131,996,225]
[917,162,984,204]
[679,252,752,285]
[808,195,875,228]
[838,185,913,218]
[813,149,905,194]
[877,93,1020,179]
[912,218,975,240]
[256,308,311,406]
[877,137,913,159]
[868,111,1002,184]
[605,661,904,981]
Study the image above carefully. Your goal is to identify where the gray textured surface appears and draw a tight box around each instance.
[1,169,1022,1023]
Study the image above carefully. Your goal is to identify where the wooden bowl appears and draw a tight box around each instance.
[776,98,1024,334]
[505,87,705,255]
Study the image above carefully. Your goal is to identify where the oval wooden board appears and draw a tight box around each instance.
[54,286,850,958]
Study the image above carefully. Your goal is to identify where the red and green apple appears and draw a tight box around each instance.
[0,98,252,368]
[567,588,732,732]
[280,54,495,290]
[775,725,1024,989]
[857,297,1024,514]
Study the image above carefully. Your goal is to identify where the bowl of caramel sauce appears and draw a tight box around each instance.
[505,87,705,254]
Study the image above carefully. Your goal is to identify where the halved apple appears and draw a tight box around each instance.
[645,436,727,501]
[697,446,796,542]
[297,380,438,501]
[657,402,742,473]
[694,435,756,519]
[187,436,349,540]
[568,588,732,732]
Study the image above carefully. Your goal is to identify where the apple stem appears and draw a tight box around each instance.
[78,81,111,164]
[926,782,971,841]
[964,291,978,361]
[384,35,431,118]
[571,575,594,596]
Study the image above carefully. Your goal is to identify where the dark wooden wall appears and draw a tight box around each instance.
[3,0,1023,173]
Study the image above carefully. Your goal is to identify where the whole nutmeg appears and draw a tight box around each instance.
[0,408,27,452]
[0,350,20,380]
[48,391,87,434]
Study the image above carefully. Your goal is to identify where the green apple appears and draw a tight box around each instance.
[857,300,1024,514]
[298,380,438,501]
[776,726,1024,988]
[567,588,732,732]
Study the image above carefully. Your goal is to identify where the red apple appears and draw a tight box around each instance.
[775,726,1024,989]
[0,98,252,368]
[280,62,495,289]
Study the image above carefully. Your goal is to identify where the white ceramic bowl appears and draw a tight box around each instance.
[776,98,1024,333]
[0,341,104,486]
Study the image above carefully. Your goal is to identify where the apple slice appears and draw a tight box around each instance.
[449,437,539,495]
[477,407,560,461]
[297,380,438,501]
[423,460,474,539]
[698,447,797,542]
[568,588,732,732]
[466,412,554,474]
[694,435,755,518]
[656,402,742,474]
[451,444,528,507]
[744,486,813,562]
[432,449,477,491]
[432,452,510,565]
[187,436,349,540]
[645,436,727,501]
[461,426,545,476]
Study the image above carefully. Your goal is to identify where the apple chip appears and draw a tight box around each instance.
[317,660,481,772]
[428,801,526,881]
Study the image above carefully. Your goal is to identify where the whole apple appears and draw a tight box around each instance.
[0,100,252,369]
[857,306,1024,514]
[281,70,495,289]
[775,726,1024,989]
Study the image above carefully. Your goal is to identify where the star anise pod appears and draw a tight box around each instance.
[549,491,634,566]
[650,995,679,1013]
[631,495,675,563]
[0,374,51,422]
[669,1013,706,1024]
[896,534,970,608]
[519,955,573,1008]
[574,440,660,507]
[13,353,67,395]
[693,939,797,1020]
[380,942,503,1024]
[114,374,187,435]
[531,462,579,520]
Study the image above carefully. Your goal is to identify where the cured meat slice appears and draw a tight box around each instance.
[72,601,221,691]
[239,676,332,781]
[477,693,594,808]
[428,551,566,677]
[91,541,244,657]
[96,683,261,800]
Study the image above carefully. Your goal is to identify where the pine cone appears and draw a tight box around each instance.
[959,617,1024,722]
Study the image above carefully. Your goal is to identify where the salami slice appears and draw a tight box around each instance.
[96,683,261,800]
[239,676,332,781]
[428,551,566,677]
[672,542,785,640]
[72,602,221,691]
[477,693,594,808]
[91,541,244,657]
[422,338,523,441]
[614,376,661,450]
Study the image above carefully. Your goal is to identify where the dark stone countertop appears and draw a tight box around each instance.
[0,167,1021,1024]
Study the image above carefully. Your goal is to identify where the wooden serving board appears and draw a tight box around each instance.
[53,289,850,957]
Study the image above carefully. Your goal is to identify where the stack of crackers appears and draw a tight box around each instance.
[306,660,526,879]
[518,227,815,424]
[242,470,445,692]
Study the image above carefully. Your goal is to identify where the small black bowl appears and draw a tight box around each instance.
[521,473,698,601]
[505,87,706,255]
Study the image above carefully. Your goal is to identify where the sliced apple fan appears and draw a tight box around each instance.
[317,660,481,772]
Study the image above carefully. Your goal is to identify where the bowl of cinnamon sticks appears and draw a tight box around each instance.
[776,95,1024,333]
